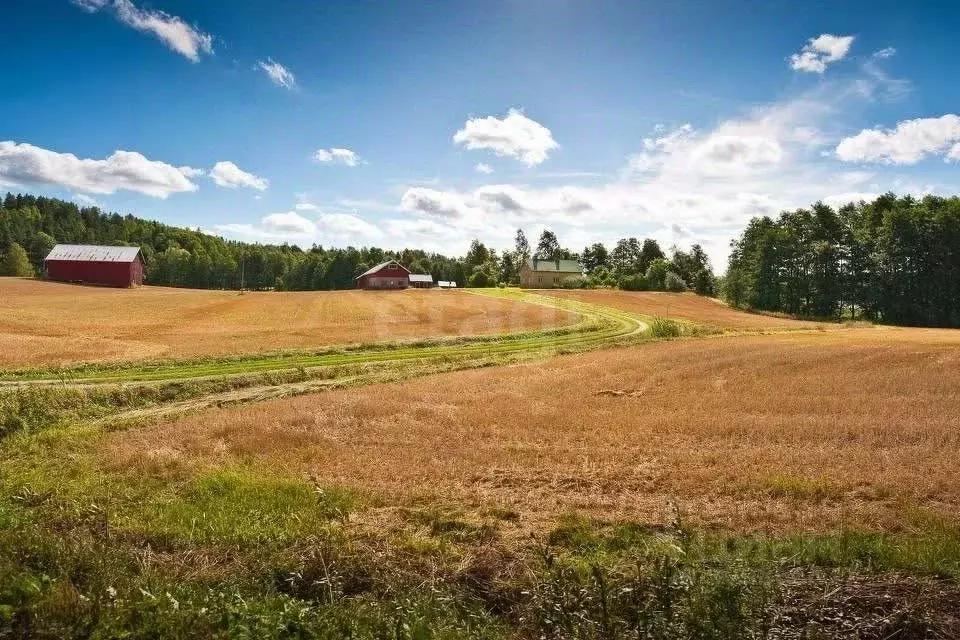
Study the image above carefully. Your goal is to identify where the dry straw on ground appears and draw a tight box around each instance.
[0,279,576,367]
[111,326,960,534]
[547,289,821,329]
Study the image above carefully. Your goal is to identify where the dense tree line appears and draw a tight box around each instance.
[725,193,960,327]
[0,193,465,289]
[463,228,715,294]
[0,192,715,295]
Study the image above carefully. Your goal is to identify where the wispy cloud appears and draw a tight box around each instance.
[314,148,361,166]
[74,0,213,62]
[257,58,297,89]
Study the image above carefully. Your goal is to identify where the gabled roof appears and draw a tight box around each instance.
[408,274,433,283]
[525,258,582,273]
[355,260,411,279]
[45,244,142,263]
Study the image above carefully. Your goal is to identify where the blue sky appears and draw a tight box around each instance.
[4,0,960,267]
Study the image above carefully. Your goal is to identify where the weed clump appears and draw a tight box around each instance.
[648,317,683,338]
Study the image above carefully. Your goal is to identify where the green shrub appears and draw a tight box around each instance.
[648,317,682,338]
[559,276,587,289]
[664,271,687,292]
[645,258,671,290]
[618,274,648,291]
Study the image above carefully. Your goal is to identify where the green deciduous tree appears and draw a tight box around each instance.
[639,238,666,273]
[535,230,561,260]
[581,242,609,273]
[0,242,34,277]
[645,258,671,290]
[514,229,530,263]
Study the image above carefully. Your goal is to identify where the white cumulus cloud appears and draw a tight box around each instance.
[315,213,384,245]
[835,114,960,164]
[0,141,198,198]
[262,211,315,234]
[453,108,559,166]
[395,63,924,269]
[74,0,213,62]
[216,210,383,246]
[789,34,855,74]
[209,161,268,190]
[257,59,296,89]
[475,163,494,174]
[314,148,361,166]
[400,187,473,219]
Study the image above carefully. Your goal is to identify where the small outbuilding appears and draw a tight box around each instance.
[438,280,457,289]
[355,260,411,289]
[45,244,145,288]
[408,273,434,288]
[519,258,583,288]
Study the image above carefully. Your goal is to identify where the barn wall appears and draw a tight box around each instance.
[357,265,410,289]
[359,272,410,289]
[131,259,144,286]
[46,259,141,287]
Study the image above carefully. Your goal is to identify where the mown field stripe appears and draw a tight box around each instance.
[0,290,648,386]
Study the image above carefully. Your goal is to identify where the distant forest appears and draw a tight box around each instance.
[0,192,714,294]
[0,193,467,290]
[4,192,960,328]
[725,193,960,328]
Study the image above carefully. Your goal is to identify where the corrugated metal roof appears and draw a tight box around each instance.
[45,244,142,263]
[408,274,433,283]
[525,258,582,273]
[355,260,410,279]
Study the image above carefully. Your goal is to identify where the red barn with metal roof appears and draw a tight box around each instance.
[44,244,145,288]
[355,260,410,289]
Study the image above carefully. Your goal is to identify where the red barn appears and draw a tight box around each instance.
[44,244,145,288]
[355,260,410,289]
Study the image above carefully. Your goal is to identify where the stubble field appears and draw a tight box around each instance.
[0,278,576,367]
[3,284,960,637]
[111,326,960,534]
[547,288,821,329]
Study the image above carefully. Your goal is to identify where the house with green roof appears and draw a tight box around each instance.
[519,257,583,289]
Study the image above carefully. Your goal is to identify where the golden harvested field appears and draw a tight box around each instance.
[547,289,820,329]
[0,279,576,367]
[112,326,960,534]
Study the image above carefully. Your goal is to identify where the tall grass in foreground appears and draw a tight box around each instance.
[4,482,958,639]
